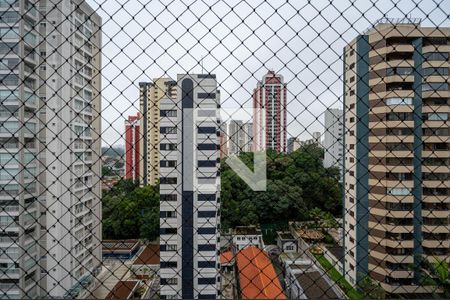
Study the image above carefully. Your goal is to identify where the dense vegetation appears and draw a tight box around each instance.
[102,179,159,241]
[221,144,342,230]
[102,144,342,240]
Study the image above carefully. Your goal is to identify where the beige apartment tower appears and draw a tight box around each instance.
[139,78,177,186]
[343,19,450,296]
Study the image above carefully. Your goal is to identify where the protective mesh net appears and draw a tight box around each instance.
[0,0,449,299]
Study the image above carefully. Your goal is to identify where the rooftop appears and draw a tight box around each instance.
[102,240,140,251]
[277,231,295,240]
[236,246,286,300]
[220,250,234,265]
[105,280,139,300]
[295,271,339,299]
[133,244,159,265]
[234,226,262,235]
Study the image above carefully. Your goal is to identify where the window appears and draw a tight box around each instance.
[160,228,177,235]
[198,92,216,99]
[161,278,178,285]
[426,113,448,121]
[160,177,177,184]
[160,143,177,150]
[160,194,177,202]
[160,126,177,134]
[198,244,216,251]
[423,67,449,76]
[198,277,216,285]
[198,227,216,234]
[385,97,413,105]
[386,112,413,121]
[160,110,177,117]
[160,160,176,167]
[422,82,449,92]
[386,67,413,76]
[423,52,449,61]
[198,126,216,134]
[198,261,216,268]
[387,188,411,196]
[160,211,176,218]
[197,144,217,150]
[198,211,216,218]
[198,160,216,167]
[198,194,216,201]
[160,261,177,268]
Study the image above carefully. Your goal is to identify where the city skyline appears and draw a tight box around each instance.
[87,0,450,147]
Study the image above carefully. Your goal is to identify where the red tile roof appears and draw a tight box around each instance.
[236,246,286,300]
[105,280,139,300]
[220,250,234,265]
[133,244,159,265]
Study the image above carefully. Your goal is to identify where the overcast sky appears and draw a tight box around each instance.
[85,0,450,147]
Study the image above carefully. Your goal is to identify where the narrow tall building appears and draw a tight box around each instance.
[228,120,253,155]
[0,0,102,298]
[125,113,140,181]
[159,74,221,299]
[343,20,450,296]
[323,108,344,177]
[139,78,176,186]
[253,71,287,153]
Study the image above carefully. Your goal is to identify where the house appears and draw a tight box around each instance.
[232,226,264,251]
[281,252,345,299]
[102,240,141,259]
[277,231,299,253]
[131,244,160,279]
[236,246,286,299]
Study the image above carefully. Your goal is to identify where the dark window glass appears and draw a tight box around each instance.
[160,261,177,268]
[198,194,216,201]
[198,261,216,268]
[160,143,177,150]
[198,227,216,234]
[160,126,177,134]
[198,160,216,167]
[198,92,216,99]
[198,277,216,284]
[197,144,218,150]
[423,52,449,61]
[160,110,177,117]
[198,127,216,134]
[198,211,216,218]
[198,244,216,251]
[160,194,177,201]
[160,160,177,167]
[160,228,177,235]
[160,177,177,184]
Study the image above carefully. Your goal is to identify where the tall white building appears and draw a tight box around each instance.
[0,0,102,298]
[159,74,220,299]
[228,120,253,155]
[323,108,344,176]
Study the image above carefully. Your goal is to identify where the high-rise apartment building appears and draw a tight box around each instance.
[343,20,450,296]
[219,122,228,159]
[323,108,344,177]
[253,70,287,153]
[159,74,221,299]
[125,113,140,181]
[0,0,102,298]
[139,78,176,186]
[227,120,252,155]
[287,137,300,153]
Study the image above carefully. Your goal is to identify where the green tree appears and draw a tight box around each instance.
[357,276,386,299]
[102,179,160,241]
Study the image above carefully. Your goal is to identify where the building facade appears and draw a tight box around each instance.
[0,0,102,298]
[125,114,140,181]
[159,74,221,299]
[287,137,300,153]
[139,78,177,186]
[253,70,287,153]
[343,21,450,296]
[323,108,344,177]
[227,120,252,155]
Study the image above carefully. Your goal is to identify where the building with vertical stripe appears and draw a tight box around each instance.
[253,71,287,153]
[343,20,450,296]
[159,74,221,299]
[125,113,140,181]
